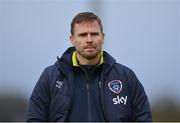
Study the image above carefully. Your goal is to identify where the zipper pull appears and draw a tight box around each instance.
[99,81,102,88]
[87,84,90,91]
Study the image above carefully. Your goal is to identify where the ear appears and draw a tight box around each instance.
[102,33,105,44]
[70,35,75,46]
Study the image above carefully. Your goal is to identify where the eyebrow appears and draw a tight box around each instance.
[78,32,100,36]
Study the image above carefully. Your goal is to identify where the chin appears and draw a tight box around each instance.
[84,52,99,59]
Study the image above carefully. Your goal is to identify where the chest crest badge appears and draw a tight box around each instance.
[108,80,122,94]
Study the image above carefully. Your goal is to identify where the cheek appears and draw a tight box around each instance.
[74,43,83,51]
[73,40,80,47]
[96,40,104,47]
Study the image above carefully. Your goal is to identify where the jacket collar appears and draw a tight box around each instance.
[56,47,116,74]
[72,51,104,67]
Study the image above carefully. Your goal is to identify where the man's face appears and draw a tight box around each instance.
[70,20,104,60]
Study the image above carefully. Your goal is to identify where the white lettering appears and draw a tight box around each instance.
[113,97,118,104]
[121,96,127,105]
[113,95,127,105]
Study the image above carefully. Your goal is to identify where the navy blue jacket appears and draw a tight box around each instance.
[27,47,152,122]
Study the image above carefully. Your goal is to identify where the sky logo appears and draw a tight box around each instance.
[113,95,127,105]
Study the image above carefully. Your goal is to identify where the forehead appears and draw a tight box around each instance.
[73,21,101,32]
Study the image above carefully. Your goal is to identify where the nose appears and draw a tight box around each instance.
[87,33,92,43]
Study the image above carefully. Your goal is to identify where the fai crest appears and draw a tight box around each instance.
[108,80,122,94]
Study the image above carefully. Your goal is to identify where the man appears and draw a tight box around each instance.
[27,12,152,122]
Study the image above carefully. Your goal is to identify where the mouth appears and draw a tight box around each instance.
[84,45,95,49]
[84,46,96,51]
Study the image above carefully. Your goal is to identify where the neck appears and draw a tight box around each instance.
[76,53,101,65]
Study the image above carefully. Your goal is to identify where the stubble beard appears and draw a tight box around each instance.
[76,48,101,60]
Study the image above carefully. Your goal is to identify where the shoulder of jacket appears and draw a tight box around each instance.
[41,64,66,93]
[40,64,60,83]
[44,63,62,75]
[44,64,58,72]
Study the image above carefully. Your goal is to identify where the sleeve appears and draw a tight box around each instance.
[128,70,152,122]
[27,68,51,121]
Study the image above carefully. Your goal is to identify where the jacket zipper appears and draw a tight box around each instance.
[99,71,108,121]
[86,81,91,121]
[80,67,91,121]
